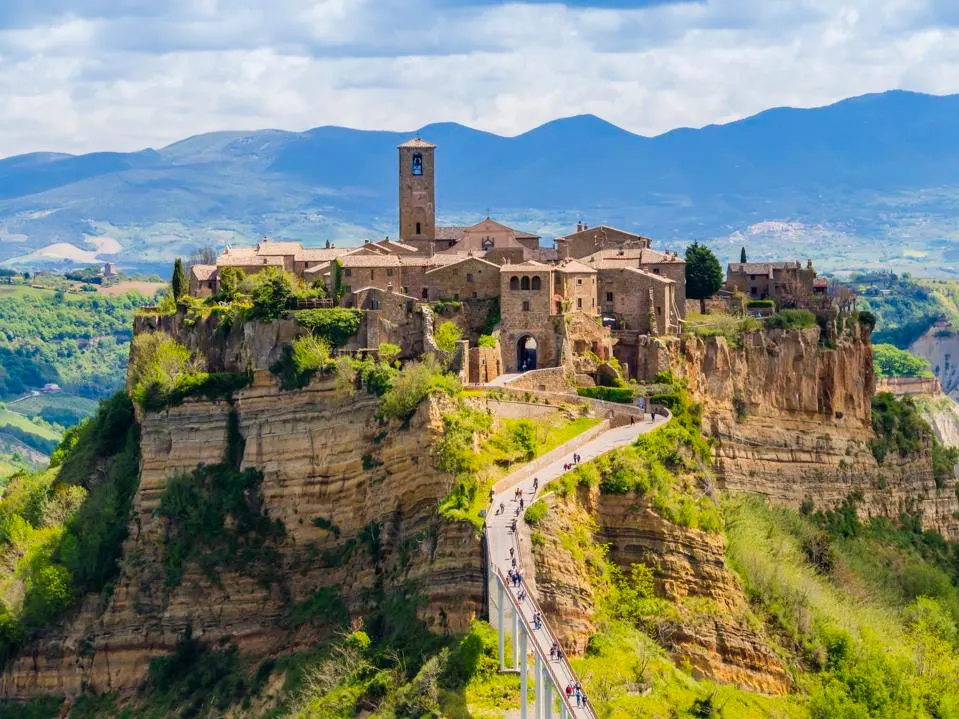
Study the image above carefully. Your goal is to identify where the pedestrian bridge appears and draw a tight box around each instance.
[484,403,669,718]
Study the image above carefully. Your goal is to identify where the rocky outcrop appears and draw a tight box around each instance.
[529,488,791,696]
[911,322,959,401]
[679,325,959,540]
[1,373,483,699]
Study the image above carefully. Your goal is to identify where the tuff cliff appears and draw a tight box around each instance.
[528,488,791,695]
[678,325,959,540]
[1,373,483,699]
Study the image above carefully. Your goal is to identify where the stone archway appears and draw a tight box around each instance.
[517,335,538,372]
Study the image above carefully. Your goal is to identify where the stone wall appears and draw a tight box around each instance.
[469,346,502,384]
[505,367,573,393]
[876,376,943,397]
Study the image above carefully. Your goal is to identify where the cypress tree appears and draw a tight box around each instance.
[171,258,187,300]
[740,246,747,264]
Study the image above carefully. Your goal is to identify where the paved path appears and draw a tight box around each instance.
[487,372,522,387]
[486,410,670,718]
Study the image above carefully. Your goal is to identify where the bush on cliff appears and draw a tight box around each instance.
[247,267,296,321]
[0,393,140,667]
[765,309,817,330]
[296,307,363,347]
[378,356,461,421]
[434,320,463,354]
[872,343,934,378]
[869,392,929,464]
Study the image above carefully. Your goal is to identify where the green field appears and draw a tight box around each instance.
[0,410,60,441]
[11,393,99,426]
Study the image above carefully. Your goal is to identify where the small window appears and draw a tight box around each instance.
[453,293,460,301]
[652,268,660,275]
[606,292,613,302]
[472,291,477,299]
[402,286,409,294]
[577,278,583,286]
[531,276,541,291]
[412,152,423,176]
[510,276,519,291]
[344,268,352,277]
[577,298,583,309]
[521,276,531,291]
[416,222,421,235]
[656,306,662,315]
[370,270,374,280]
[466,273,474,283]
[387,268,393,277]
[422,287,429,299]
[522,300,530,312]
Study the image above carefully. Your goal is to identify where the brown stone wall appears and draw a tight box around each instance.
[425,258,499,300]
[342,265,398,295]
[504,367,572,392]
[469,346,502,384]
[598,269,675,334]
[876,376,943,397]
[499,269,556,372]
[558,272,598,315]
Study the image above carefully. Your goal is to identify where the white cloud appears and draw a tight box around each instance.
[0,0,958,156]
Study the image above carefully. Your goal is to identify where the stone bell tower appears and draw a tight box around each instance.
[398,138,436,247]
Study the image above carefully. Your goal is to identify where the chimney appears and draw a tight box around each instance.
[325,240,330,249]
[807,259,813,269]
[576,221,584,232]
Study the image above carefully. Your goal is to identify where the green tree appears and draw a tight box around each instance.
[248,268,295,321]
[685,242,724,313]
[434,321,463,353]
[873,343,933,378]
[740,246,747,264]
[171,258,187,300]
[215,267,245,302]
[378,342,401,367]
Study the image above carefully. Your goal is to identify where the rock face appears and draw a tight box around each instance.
[911,323,959,401]
[1,374,483,699]
[679,325,959,540]
[530,488,790,695]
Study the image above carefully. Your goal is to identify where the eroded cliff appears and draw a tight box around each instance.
[1,373,482,699]
[678,325,959,540]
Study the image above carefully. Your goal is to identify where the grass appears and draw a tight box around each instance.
[0,410,60,442]
[683,312,762,347]
[11,393,98,423]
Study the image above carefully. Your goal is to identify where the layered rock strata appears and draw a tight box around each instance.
[1,373,483,699]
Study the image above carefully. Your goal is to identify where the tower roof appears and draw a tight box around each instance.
[398,137,436,149]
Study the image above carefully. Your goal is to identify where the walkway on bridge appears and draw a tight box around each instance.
[485,407,669,719]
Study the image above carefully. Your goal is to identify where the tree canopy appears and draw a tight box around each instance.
[872,343,933,378]
[685,242,724,303]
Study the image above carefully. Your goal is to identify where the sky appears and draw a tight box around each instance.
[1,0,959,156]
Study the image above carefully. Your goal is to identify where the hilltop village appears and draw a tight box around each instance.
[188,138,823,379]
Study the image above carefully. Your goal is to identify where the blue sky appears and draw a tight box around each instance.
[0,0,957,156]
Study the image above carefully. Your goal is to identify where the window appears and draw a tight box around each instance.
[422,287,429,299]
[466,273,474,283]
[652,268,660,275]
[531,276,541,291]
[454,293,460,301]
[510,276,519,291]
[345,268,352,277]
[522,300,530,312]
[521,276,531,290]
[656,306,662,315]
[387,269,393,277]
[412,152,423,176]
[577,298,583,309]
[370,270,374,280]
[472,292,477,299]
[606,292,614,302]
[577,278,583,286]
[402,287,409,295]
[415,222,421,235]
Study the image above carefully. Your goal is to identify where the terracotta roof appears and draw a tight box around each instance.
[352,286,417,301]
[400,253,470,267]
[303,262,332,275]
[294,247,357,263]
[425,255,500,274]
[588,248,684,264]
[217,255,285,268]
[374,239,419,253]
[339,254,402,268]
[592,263,675,284]
[190,264,217,281]
[558,224,651,243]
[398,137,436,149]
[256,240,303,255]
[555,259,596,274]
[435,226,468,241]
[728,261,803,275]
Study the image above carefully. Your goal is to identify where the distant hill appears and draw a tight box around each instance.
[2,90,959,276]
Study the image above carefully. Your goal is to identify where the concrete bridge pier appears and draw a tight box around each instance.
[520,630,529,719]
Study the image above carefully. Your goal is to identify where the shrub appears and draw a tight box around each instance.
[296,307,363,347]
[858,310,877,331]
[215,266,245,302]
[524,500,547,526]
[765,309,817,330]
[869,392,929,463]
[379,357,461,421]
[746,299,776,309]
[577,386,634,403]
[246,267,297,321]
[292,335,334,375]
[477,334,497,348]
[434,321,463,353]
[510,419,537,460]
[872,343,933,378]
[378,342,401,367]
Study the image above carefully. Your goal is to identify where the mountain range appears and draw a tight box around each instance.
[2,90,959,276]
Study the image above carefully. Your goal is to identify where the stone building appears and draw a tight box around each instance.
[398,138,436,247]
[725,260,817,302]
[555,223,651,259]
[423,255,500,301]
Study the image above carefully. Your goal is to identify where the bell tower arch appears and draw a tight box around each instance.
[398,138,436,244]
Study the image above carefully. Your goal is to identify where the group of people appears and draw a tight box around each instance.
[507,567,523,588]
[565,682,588,708]
[563,453,582,472]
